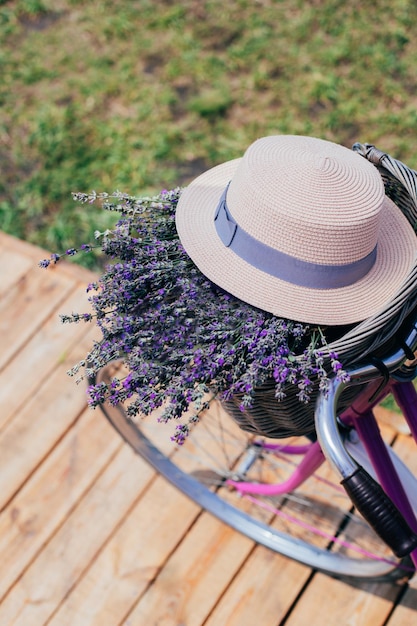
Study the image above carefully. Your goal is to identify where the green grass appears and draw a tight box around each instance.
[2,0,417,266]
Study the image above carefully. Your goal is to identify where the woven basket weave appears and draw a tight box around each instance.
[221,144,417,439]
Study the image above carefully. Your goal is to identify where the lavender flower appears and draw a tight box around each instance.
[42,187,345,443]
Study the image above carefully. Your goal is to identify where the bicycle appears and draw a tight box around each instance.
[91,144,417,583]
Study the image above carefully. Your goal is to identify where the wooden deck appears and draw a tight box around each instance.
[1,229,417,625]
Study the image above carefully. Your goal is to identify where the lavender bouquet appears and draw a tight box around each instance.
[40,188,348,444]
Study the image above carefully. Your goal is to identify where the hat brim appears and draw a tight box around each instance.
[176,158,417,325]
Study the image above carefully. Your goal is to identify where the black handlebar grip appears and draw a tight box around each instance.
[341,467,417,558]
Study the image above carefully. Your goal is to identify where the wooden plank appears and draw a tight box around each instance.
[1,231,415,623]
[201,413,415,625]
[392,430,417,474]
[120,507,255,626]
[0,231,96,284]
[0,264,76,372]
[47,475,201,626]
[283,426,417,626]
[205,545,310,626]
[284,573,400,626]
[45,402,254,624]
[374,405,411,436]
[202,448,353,625]
[386,576,417,624]
[116,407,403,625]
[0,247,34,298]
[0,231,56,263]
[0,325,100,510]
[0,405,121,601]
[0,443,154,626]
[202,465,345,626]
[0,285,93,431]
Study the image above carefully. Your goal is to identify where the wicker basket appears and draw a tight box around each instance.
[221,144,417,439]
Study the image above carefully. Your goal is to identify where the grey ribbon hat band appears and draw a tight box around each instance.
[214,184,378,290]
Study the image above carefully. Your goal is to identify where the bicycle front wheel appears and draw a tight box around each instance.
[95,363,414,582]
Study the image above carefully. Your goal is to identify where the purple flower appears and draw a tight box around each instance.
[52,186,344,443]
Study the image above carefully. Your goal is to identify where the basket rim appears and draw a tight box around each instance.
[321,145,417,364]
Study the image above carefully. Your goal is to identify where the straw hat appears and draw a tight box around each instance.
[175,135,417,325]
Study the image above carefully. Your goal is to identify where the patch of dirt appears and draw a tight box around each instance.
[19,10,64,32]
[177,157,209,185]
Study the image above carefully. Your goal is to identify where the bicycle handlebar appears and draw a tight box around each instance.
[315,316,417,557]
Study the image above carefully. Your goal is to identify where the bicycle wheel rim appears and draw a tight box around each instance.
[93,366,412,582]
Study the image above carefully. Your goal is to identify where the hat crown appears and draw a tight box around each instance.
[226,135,385,265]
[175,133,416,325]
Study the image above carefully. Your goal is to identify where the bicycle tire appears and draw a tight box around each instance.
[93,363,415,582]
